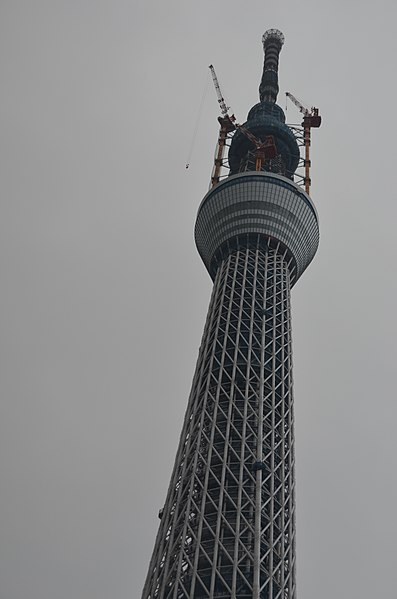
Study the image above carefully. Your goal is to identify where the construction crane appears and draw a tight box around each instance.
[209,65,278,185]
[209,65,235,120]
[286,92,321,195]
[237,126,277,172]
[208,65,236,186]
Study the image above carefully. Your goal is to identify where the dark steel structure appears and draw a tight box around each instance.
[142,29,319,599]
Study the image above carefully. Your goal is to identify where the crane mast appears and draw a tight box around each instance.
[208,65,236,187]
[286,91,321,195]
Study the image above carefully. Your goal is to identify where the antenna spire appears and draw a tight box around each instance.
[259,29,285,104]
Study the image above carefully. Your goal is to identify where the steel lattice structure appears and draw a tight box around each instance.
[142,30,319,599]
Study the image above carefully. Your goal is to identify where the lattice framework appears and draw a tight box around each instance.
[142,242,296,599]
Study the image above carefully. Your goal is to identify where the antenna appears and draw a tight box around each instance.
[259,28,284,103]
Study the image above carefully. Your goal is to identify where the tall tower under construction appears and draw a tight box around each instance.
[142,29,320,599]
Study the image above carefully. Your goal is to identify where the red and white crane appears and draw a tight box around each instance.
[208,65,236,186]
[209,65,277,186]
[286,92,321,195]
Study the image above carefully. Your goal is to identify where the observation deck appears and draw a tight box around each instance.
[195,171,319,284]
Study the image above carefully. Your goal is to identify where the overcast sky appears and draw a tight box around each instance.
[1,1,397,598]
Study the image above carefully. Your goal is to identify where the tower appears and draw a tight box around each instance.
[142,29,319,599]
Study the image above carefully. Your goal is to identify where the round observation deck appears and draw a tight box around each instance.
[195,172,319,284]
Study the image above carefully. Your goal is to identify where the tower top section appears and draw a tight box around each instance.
[259,28,284,104]
[229,29,300,178]
[262,28,285,48]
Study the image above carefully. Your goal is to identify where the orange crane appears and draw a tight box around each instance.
[209,65,277,185]
[237,126,277,172]
[209,65,236,186]
[285,92,321,195]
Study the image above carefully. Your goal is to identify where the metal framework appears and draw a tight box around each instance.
[142,243,295,599]
[209,124,311,191]
[287,125,310,190]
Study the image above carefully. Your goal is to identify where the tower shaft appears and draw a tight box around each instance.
[142,243,295,599]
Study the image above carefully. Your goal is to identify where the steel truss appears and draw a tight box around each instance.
[211,125,311,191]
[287,125,309,189]
[210,129,234,188]
[142,243,296,599]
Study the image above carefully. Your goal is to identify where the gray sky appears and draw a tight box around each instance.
[1,1,397,598]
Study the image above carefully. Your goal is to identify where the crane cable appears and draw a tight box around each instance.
[185,70,211,169]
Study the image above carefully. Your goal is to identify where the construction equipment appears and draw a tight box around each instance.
[209,65,236,186]
[209,65,235,120]
[237,126,277,172]
[209,65,278,185]
[286,92,321,195]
